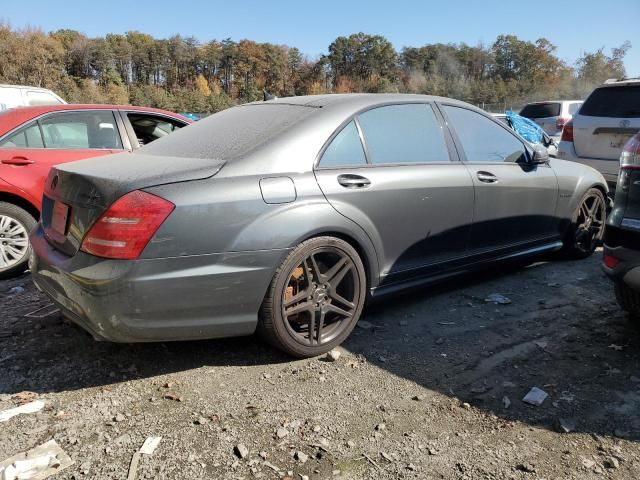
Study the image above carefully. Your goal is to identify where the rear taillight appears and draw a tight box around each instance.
[556,116,570,130]
[603,254,620,269]
[560,120,574,142]
[81,190,174,260]
[620,133,640,170]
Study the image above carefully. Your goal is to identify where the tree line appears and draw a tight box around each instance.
[0,24,632,113]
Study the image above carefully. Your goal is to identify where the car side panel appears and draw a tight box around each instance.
[548,158,609,226]
[143,171,381,287]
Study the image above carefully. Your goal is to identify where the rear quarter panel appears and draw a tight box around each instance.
[143,171,380,287]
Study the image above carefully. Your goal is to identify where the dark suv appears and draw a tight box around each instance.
[603,132,640,317]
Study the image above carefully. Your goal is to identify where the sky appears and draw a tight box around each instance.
[1,0,638,76]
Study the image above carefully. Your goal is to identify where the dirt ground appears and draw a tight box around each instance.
[1,251,639,479]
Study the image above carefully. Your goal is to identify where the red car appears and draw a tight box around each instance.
[0,104,192,278]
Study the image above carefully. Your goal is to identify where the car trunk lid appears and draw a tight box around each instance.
[41,151,224,256]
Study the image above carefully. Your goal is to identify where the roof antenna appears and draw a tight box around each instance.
[263,89,277,101]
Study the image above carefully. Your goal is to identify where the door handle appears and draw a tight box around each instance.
[476,171,498,183]
[1,156,35,166]
[337,174,371,188]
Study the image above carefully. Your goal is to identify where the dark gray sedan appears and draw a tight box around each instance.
[30,94,608,357]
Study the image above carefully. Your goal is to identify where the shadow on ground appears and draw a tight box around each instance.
[1,254,639,442]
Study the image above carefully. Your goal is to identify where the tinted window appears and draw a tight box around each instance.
[358,104,449,164]
[443,106,527,163]
[520,103,561,118]
[0,122,44,148]
[320,121,366,167]
[26,90,63,106]
[580,86,640,118]
[568,103,582,115]
[39,111,122,149]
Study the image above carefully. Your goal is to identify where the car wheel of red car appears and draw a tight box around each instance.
[0,202,37,279]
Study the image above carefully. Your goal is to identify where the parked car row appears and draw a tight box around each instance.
[0,103,192,277]
[1,79,638,357]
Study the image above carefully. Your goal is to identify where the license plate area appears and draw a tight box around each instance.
[51,201,70,236]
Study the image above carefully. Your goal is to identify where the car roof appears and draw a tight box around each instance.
[0,104,191,136]
[522,100,583,104]
[253,93,468,110]
[0,84,55,91]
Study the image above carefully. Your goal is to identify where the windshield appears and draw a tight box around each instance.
[140,104,317,159]
[580,86,640,118]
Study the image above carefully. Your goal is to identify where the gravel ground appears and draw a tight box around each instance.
[1,251,639,479]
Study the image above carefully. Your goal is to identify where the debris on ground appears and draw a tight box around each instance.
[0,440,73,480]
[522,387,548,406]
[234,444,249,459]
[483,293,512,305]
[325,349,341,362]
[126,437,161,480]
[0,400,45,423]
[11,391,38,406]
[558,417,576,433]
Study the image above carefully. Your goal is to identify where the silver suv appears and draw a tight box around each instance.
[557,79,640,186]
[520,100,583,140]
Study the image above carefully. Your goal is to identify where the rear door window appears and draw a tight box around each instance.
[0,122,44,148]
[320,121,367,167]
[357,104,449,164]
[520,103,561,118]
[125,113,187,147]
[580,86,640,117]
[39,111,122,149]
[443,105,527,163]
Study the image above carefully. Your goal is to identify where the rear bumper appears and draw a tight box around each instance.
[30,225,289,342]
[603,242,640,291]
[557,141,618,186]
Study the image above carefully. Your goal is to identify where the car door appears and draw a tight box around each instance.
[440,104,560,254]
[0,110,125,208]
[314,103,474,284]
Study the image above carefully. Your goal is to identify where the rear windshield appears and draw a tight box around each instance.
[139,104,316,159]
[580,86,640,118]
[520,103,561,118]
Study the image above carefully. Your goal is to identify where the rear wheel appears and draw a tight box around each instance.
[258,236,367,358]
[615,282,640,321]
[0,202,36,279]
[562,188,606,259]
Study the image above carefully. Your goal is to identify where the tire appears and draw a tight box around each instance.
[258,236,367,358]
[561,187,607,259]
[0,202,37,280]
[615,282,640,321]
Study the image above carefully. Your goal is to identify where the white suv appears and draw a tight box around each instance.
[520,100,583,140]
[557,79,640,186]
[0,84,66,111]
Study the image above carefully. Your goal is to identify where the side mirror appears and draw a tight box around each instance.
[531,144,549,164]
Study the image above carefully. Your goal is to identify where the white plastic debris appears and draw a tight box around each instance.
[0,440,73,480]
[127,437,162,480]
[139,436,161,455]
[522,387,548,406]
[0,400,45,422]
[484,293,512,305]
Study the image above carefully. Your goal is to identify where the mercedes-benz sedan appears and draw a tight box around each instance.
[30,94,608,357]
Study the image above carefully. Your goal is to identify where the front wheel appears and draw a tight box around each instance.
[258,236,367,358]
[561,188,607,259]
[0,202,36,279]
